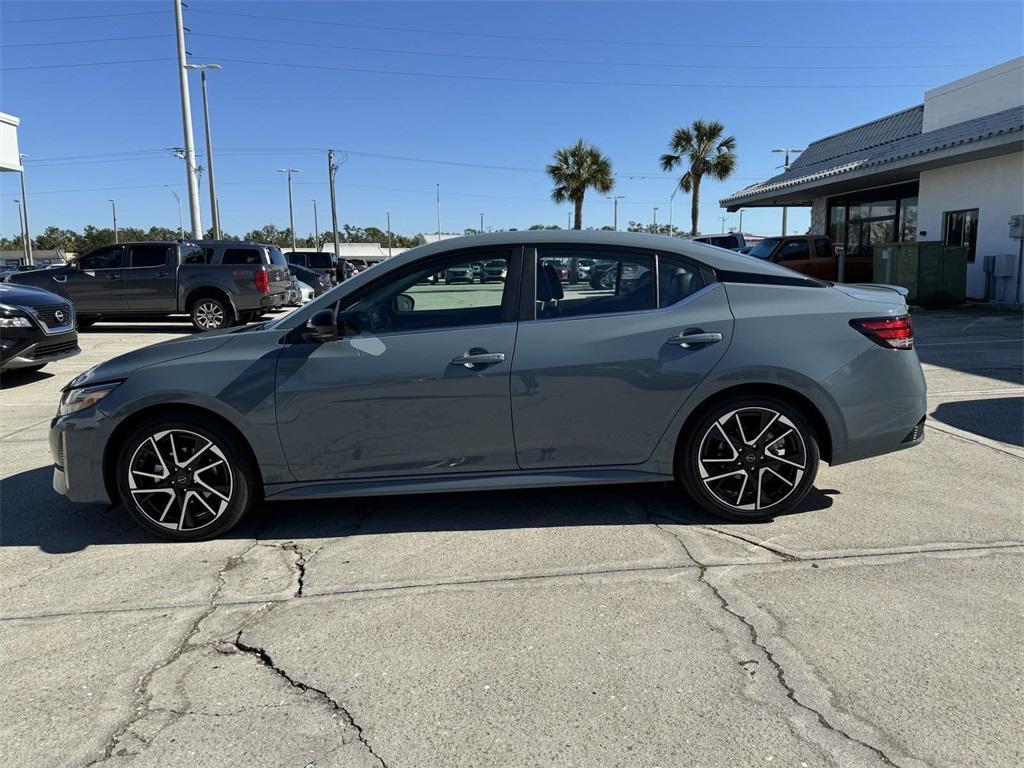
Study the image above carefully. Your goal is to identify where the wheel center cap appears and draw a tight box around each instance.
[173,473,190,486]
[743,453,758,465]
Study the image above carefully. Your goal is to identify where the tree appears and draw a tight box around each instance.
[659,120,737,236]
[546,139,614,230]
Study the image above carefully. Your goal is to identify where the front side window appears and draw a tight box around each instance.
[78,245,124,270]
[536,250,655,319]
[129,244,169,268]
[777,240,810,261]
[222,248,262,265]
[340,250,512,334]
[943,209,979,262]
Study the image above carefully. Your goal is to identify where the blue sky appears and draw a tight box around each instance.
[2,0,1022,240]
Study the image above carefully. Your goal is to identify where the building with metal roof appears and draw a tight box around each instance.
[721,57,1023,301]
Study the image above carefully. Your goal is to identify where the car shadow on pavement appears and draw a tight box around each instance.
[0,465,834,552]
[931,396,1024,447]
[0,368,54,389]
[80,322,199,334]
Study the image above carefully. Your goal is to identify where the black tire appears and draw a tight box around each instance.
[116,414,259,541]
[77,317,98,329]
[190,296,232,331]
[445,278,452,285]
[679,396,819,522]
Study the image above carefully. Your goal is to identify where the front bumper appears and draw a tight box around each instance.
[50,406,115,504]
[1,330,79,370]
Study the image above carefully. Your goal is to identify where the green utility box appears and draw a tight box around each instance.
[873,242,968,306]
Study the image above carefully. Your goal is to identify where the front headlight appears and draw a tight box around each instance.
[58,383,120,416]
[0,316,32,328]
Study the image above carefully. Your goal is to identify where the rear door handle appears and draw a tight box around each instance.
[155,271,169,278]
[450,349,506,368]
[666,331,723,348]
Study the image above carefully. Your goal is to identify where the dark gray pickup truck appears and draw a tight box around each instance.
[6,241,291,331]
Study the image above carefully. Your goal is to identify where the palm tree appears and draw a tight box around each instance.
[546,139,614,230]
[660,120,737,236]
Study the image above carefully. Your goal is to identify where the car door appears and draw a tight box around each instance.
[275,247,523,481]
[65,245,127,314]
[124,243,176,311]
[511,246,733,469]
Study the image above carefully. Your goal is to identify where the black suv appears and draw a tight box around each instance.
[0,282,80,372]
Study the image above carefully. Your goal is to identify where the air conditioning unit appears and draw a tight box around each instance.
[1010,215,1024,240]
[994,253,1018,278]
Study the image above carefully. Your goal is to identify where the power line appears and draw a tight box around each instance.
[189,32,988,71]
[0,57,174,72]
[190,8,1021,50]
[3,10,165,23]
[0,34,171,48]
[204,56,938,89]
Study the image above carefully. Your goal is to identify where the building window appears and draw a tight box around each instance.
[943,209,979,262]
[898,197,918,242]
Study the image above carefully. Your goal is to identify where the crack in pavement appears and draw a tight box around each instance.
[700,524,801,561]
[648,514,908,768]
[232,632,388,768]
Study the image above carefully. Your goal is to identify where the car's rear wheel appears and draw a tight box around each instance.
[679,396,819,522]
[116,415,258,541]
[190,297,232,331]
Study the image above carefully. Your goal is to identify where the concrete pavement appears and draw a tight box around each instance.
[1,307,1021,767]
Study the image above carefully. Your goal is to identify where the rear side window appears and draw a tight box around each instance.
[814,238,833,259]
[268,247,288,267]
[536,250,655,319]
[182,246,209,264]
[222,248,262,265]
[307,252,333,269]
[286,252,308,267]
[658,255,705,307]
[129,244,169,268]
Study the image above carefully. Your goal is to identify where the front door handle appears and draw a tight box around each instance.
[105,273,122,280]
[450,349,506,368]
[666,331,723,348]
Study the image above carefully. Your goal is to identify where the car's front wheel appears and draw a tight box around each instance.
[116,415,259,541]
[679,396,819,522]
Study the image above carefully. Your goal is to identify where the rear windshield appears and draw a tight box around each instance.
[307,253,333,269]
[747,239,781,260]
[268,247,288,267]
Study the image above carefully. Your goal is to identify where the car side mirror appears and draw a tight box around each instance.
[306,308,340,342]
[393,293,415,313]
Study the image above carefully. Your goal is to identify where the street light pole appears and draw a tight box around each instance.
[385,211,392,257]
[435,184,441,239]
[772,148,803,237]
[108,199,118,244]
[480,212,484,234]
[164,185,184,239]
[606,195,624,231]
[719,216,727,234]
[277,168,301,252]
[18,154,32,265]
[653,207,659,234]
[312,200,320,250]
[185,63,222,239]
[173,0,202,238]
[738,209,744,234]
[12,199,27,262]
[567,211,572,230]
[669,187,678,237]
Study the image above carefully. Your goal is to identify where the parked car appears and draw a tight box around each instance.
[0,282,79,373]
[691,233,747,251]
[285,251,337,286]
[50,231,926,541]
[588,260,617,289]
[7,241,290,331]
[479,259,508,283]
[743,235,870,282]
[296,281,315,303]
[445,264,475,284]
[286,277,302,306]
[288,263,332,297]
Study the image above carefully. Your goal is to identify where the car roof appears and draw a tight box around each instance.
[378,230,799,279]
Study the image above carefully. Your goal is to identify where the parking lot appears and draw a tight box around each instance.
[1,307,1021,768]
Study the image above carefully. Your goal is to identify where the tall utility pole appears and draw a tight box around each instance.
[738,208,744,234]
[385,211,392,257]
[435,184,441,239]
[327,150,340,266]
[185,63,222,239]
[607,195,624,231]
[312,200,319,250]
[479,212,484,234]
[13,199,27,262]
[653,207,659,233]
[173,0,202,238]
[277,168,301,252]
[108,199,119,244]
[719,216,727,234]
[164,185,184,238]
[772,148,803,237]
[17,155,33,265]
[668,187,678,236]
[567,211,572,230]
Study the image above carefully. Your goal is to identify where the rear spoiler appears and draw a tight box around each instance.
[843,283,909,297]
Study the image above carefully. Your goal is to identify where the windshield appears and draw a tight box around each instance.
[746,239,781,260]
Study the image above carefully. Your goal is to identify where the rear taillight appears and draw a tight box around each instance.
[255,269,270,294]
[850,315,913,349]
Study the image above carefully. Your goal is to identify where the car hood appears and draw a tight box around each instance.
[66,327,241,390]
[0,281,68,308]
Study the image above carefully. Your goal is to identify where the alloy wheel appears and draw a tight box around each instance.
[697,407,807,512]
[126,429,234,532]
[194,301,225,329]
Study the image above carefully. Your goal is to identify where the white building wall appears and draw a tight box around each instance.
[0,113,22,172]
[922,57,1024,132]
[917,151,1024,300]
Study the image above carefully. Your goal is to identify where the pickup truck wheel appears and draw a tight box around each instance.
[191,298,232,331]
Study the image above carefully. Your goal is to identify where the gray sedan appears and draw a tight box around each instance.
[49,231,926,540]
